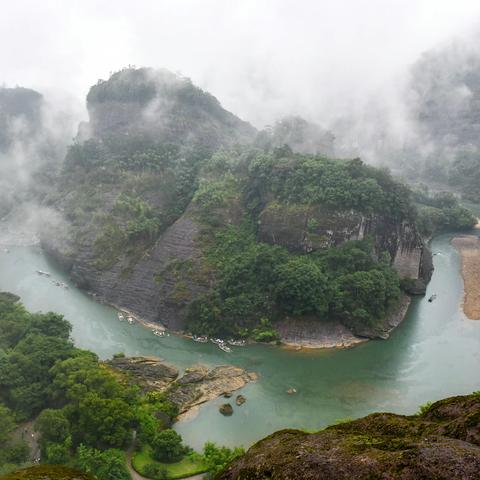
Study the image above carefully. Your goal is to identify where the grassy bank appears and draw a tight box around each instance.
[132,445,208,479]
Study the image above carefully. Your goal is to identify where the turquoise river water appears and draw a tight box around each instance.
[0,233,479,450]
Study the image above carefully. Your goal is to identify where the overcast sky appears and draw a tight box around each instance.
[2,0,480,127]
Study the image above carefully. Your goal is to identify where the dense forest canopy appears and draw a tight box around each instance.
[0,295,242,479]
[182,148,424,337]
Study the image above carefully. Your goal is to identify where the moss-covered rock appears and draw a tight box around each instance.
[0,465,94,480]
[218,393,480,479]
[219,403,234,416]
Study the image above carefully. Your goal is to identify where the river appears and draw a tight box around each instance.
[0,234,479,450]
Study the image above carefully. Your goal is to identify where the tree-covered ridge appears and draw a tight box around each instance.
[401,39,480,202]
[52,136,207,271]
[88,67,219,109]
[84,67,256,148]
[0,86,43,151]
[413,189,477,237]
[45,67,476,340]
[246,150,415,220]
[87,68,158,104]
[182,149,408,338]
[187,226,400,338]
[0,87,42,120]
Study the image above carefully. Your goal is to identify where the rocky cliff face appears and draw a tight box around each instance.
[219,393,480,480]
[42,214,206,329]
[257,202,432,293]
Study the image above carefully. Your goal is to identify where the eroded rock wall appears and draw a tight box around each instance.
[41,214,206,330]
[257,201,432,290]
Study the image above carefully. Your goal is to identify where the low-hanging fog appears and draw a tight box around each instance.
[2,1,480,128]
[2,0,480,213]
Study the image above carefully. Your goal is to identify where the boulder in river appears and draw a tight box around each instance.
[219,403,234,416]
[235,394,246,406]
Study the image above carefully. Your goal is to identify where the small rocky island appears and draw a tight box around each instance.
[107,356,256,419]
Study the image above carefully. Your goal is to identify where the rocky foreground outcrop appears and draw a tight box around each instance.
[218,393,480,480]
[0,465,94,480]
[107,356,257,416]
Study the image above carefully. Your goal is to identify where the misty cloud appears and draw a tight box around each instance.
[2,0,480,131]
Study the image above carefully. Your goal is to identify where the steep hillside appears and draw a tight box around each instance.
[411,42,480,150]
[219,393,480,480]
[0,87,42,151]
[0,87,43,217]
[41,68,431,341]
[0,86,72,221]
[82,67,256,148]
[184,149,431,338]
[408,38,480,201]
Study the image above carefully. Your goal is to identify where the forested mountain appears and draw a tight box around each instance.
[81,67,256,148]
[405,37,480,201]
[0,86,72,220]
[0,87,43,151]
[37,68,445,342]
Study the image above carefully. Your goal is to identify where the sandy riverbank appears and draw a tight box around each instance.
[452,235,480,320]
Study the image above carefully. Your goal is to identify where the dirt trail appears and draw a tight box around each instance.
[11,420,40,462]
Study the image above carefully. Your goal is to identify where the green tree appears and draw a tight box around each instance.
[151,429,187,463]
[0,333,74,419]
[44,438,72,464]
[0,403,15,444]
[275,257,329,316]
[76,445,130,480]
[143,463,168,480]
[0,298,29,349]
[35,409,70,450]
[202,442,244,477]
[28,312,72,340]
[67,393,134,449]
